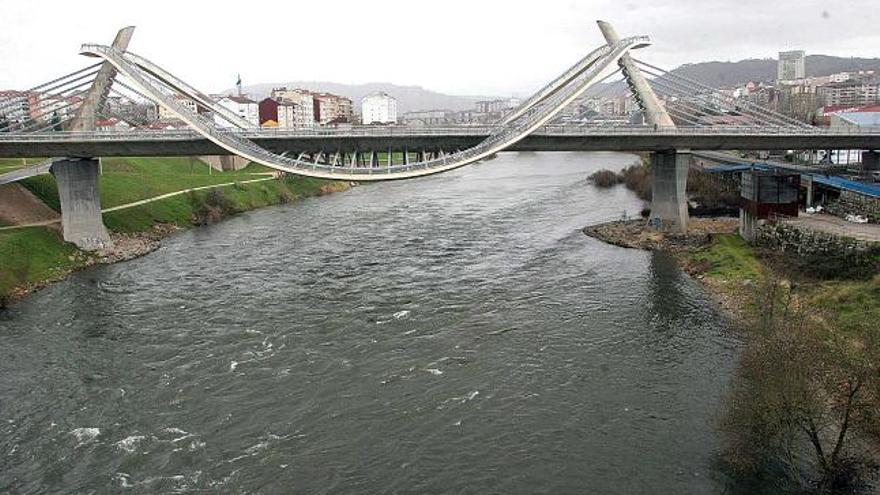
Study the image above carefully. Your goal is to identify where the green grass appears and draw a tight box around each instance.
[689,233,763,281]
[102,175,343,233]
[0,157,46,173]
[0,227,89,297]
[20,157,274,211]
[808,277,880,339]
[689,233,879,342]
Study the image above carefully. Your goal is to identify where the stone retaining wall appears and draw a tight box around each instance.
[825,190,880,223]
[754,221,879,270]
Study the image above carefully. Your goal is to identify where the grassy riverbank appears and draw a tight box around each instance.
[0,157,351,303]
[586,220,880,489]
[691,234,879,491]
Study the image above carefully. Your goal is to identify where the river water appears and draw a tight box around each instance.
[1,152,740,493]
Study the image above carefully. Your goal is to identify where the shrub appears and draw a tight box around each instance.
[588,169,621,188]
[688,168,741,209]
[720,274,880,491]
[620,162,652,202]
[189,188,238,225]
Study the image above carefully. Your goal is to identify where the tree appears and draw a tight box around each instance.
[50,111,62,132]
[720,275,880,492]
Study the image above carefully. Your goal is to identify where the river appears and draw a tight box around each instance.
[0,152,740,493]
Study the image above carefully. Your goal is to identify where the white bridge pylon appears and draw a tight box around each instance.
[79,36,651,181]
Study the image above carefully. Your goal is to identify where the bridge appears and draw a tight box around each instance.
[1,22,878,249]
[2,126,879,159]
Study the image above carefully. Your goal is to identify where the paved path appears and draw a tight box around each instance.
[782,212,880,243]
[0,159,54,185]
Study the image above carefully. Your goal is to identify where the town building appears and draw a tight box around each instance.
[777,50,806,82]
[312,92,352,124]
[401,110,450,126]
[361,92,398,124]
[145,119,190,130]
[158,95,199,120]
[215,95,259,127]
[258,97,299,128]
[818,81,880,107]
[0,90,31,128]
[475,98,519,114]
[779,83,823,121]
[271,88,316,127]
[828,105,880,129]
[95,118,132,132]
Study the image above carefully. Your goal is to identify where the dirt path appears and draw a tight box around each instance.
[0,183,60,227]
[782,212,880,243]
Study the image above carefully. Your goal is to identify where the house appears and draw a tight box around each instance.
[215,95,259,127]
[259,97,300,128]
[361,92,398,124]
[95,118,132,132]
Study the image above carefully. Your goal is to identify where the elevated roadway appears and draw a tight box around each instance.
[1,126,878,159]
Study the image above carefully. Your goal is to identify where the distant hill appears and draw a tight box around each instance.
[584,54,880,97]
[672,55,880,87]
[228,81,489,113]
[231,55,880,113]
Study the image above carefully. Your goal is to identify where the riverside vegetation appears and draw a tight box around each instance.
[0,157,350,305]
[587,158,880,493]
[588,155,741,214]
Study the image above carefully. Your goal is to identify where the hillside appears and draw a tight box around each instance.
[229,55,880,113]
[230,81,488,113]
[672,55,880,87]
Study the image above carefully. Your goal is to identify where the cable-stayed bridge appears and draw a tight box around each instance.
[1,22,878,249]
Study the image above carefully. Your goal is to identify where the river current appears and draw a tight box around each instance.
[1,152,739,493]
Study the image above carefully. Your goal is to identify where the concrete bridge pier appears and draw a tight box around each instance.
[649,150,690,233]
[50,158,112,250]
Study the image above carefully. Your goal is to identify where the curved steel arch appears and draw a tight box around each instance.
[120,51,256,129]
[80,37,649,181]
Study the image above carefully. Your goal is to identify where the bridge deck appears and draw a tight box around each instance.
[0,128,878,158]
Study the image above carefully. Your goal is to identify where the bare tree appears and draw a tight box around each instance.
[720,274,879,492]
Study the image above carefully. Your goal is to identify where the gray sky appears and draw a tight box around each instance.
[0,0,877,96]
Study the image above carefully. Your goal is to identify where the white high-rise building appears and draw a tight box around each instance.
[361,92,398,124]
[777,50,806,82]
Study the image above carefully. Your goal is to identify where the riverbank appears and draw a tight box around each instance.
[584,216,879,329]
[584,218,755,316]
[0,165,352,305]
[584,218,880,488]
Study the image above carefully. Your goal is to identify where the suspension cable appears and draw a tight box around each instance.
[638,65,798,128]
[0,68,100,115]
[633,58,810,129]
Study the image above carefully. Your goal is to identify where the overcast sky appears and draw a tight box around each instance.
[1,0,877,97]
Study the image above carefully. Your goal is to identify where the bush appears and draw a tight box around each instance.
[588,169,621,188]
[720,274,880,491]
[189,188,238,225]
[688,168,741,209]
[620,162,652,202]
